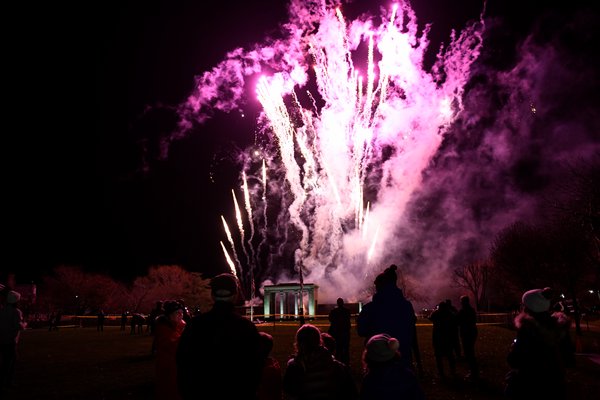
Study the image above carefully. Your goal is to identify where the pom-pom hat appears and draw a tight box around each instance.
[365,333,400,362]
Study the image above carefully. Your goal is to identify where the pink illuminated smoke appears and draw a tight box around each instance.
[178,0,483,302]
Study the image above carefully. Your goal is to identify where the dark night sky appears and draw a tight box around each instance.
[4,0,599,284]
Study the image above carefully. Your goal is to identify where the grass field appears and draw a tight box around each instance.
[4,320,600,400]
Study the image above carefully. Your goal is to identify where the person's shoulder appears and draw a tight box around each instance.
[286,356,300,369]
[361,301,375,310]
[155,315,170,326]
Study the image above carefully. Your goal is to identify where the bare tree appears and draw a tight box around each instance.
[453,260,489,310]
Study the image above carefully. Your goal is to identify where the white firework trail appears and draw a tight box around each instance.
[241,171,256,299]
[367,225,381,264]
[258,159,269,258]
[231,189,250,266]
[262,159,268,226]
[220,215,241,274]
[220,241,237,276]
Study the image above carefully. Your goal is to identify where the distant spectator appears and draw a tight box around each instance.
[131,313,145,335]
[97,310,105,332]
[457,295,478,380]
[154,300,186,400]
[137,314,145,334]
[176,273,262,399]
[0,291,26,391]
[360,333,424,400]
[445,299,461,359]
[429,301,456,379]
[147,301,163,335]
[120,311,128,331]
[283,324,357,400]
[257,332,282,400]
[47,312,55,331]
[52,311,62,331]
[328,297,352,365]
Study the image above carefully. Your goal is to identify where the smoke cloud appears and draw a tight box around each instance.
[399,4,600,305]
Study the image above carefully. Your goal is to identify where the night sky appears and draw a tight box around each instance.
[5,0,599,285]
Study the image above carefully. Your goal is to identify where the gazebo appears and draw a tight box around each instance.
[262,283,318,320]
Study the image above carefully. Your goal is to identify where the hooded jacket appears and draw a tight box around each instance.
[506,310,573,399]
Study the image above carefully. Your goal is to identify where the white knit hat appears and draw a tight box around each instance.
[522,288,550,313]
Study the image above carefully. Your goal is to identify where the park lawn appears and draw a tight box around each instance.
[5,321,600,400]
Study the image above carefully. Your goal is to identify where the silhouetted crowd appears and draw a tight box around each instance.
[0,266,577,400]
[153,265,575,400]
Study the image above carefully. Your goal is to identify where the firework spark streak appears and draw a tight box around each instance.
[220,241,237,276]
[231,189,250,266]
[241,171,256,299]
[220,215,241,274]
[182,0,483,300]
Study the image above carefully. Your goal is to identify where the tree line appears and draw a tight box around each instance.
[35,265,212,315]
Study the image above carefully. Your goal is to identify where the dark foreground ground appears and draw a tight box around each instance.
[3,319,600,400]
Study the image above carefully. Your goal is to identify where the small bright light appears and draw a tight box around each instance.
[254,150,260,156]
[589,290,595,294]
[560,294,565,298]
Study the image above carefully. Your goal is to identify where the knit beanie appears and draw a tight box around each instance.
[365,333,400,362]
[374,264,398,289]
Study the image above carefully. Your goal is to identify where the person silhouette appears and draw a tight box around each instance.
[283,324,358,400]
[360,333,425,400]
[357,265,417,369]
[429,301,457,379]
[457,295,478,380]
[505,288,574,399]
[256,332,282,400]
[120,311,128,331]
[328,297,351,365]
[154,300,186,400]
[0,291,26,391]
[445,299,461,359]
[176,273,262,399]
[97,310,105,332]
